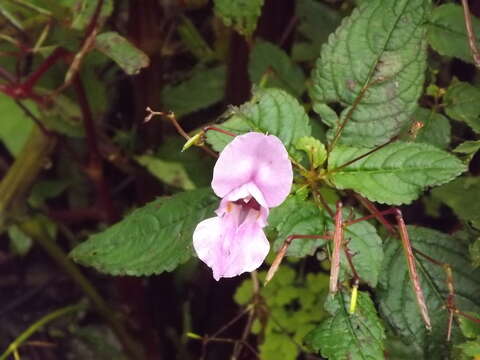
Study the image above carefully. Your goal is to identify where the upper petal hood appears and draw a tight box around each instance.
[211,132,293,208]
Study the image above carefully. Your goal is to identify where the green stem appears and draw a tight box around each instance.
[17,219,144,359]
[0,303,85,360]
[0,124,56,230]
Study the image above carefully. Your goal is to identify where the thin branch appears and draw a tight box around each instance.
[461,0,480,69]
[329,202,343,293]
[394,209,432,331]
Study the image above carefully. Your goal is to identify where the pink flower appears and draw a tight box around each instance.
[193,132,293,280]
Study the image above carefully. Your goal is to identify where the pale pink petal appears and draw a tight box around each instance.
[192,205,270,280]
[212,132,293,208]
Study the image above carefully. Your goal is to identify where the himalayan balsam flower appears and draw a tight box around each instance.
[193,132,293,280]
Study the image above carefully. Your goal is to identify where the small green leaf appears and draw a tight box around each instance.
[444,81,480,133]
[293,0,342,62]
[249,40,306,97]
[206,88,311,156]
[454,140,480,156]
[71,0,113,30]
[8,225,33,256]
[459,313,480,339]
[70,189,218,276]
[177,15,215,61]
[0,96,34,156]
[162,66,226,117]
[327,142,467,205]
[378,226,480,357]
[427,4,480,64]
[296,136,327,168]
[305,291,385,360]
[471,239,480,268]
[136,156,196,190]
[310,0,429,147]
[268,196,326,257]
[213,0,264,36]
[95,32,149,75]
[411,107,451,149]
[457,340,480,358]
[431,177,480,229]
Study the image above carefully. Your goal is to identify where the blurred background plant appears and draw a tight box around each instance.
[0,0,480,359]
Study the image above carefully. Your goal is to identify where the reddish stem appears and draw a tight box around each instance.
[73,76,116,223]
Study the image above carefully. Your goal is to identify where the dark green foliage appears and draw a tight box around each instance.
[70,189,218,275]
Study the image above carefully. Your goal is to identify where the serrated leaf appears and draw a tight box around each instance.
[213,0,264,36]
[327,142,466,205]
[310,0,428,147]
[444,81,480,133]
[268,196,326,257]
[206,88,311,156]
[378,226,480,356]
[95,32,149,75]
[70,189,218,276]
[268,197,382,287]
[427,4,480,64]
[305,291,385,360]
[411,107,451,149]
[431,177,480,229]
[249,40,306,97]
[296,136,327,168]
[162,66,226,117]
[331,208,383,288]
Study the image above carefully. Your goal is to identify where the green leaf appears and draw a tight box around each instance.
[0,96,34,156]
[249,40,306,97]
[177,15,215,61]
[40,93,85,137]
[268,196,326,257]
[378,226,480,356]
[162,66,226,117]
[327,142,467,205]
[8,225,33,256]
[268,197,382,287]
[331,208,383,288]
[411,107,451,149]
[206,88,311,156]
[213,0,264,36]
[71,0,113,30]
[457,340,480,358]
[95,32,150,75]
[471,239,480,268]
[305,291,385,360]
[136,137,214,190]
[444,81,480,133]
[459,313,480,339]
[454,140,480,156]
[427,4,480,64]
[295,136,327,168]
[431,177,480,229]
[310,0,428,147]
[70,189,219,276]
[293,0,342,62]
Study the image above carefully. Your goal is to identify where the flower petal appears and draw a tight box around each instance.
[212,132,293,208]
[192,208,270,280]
